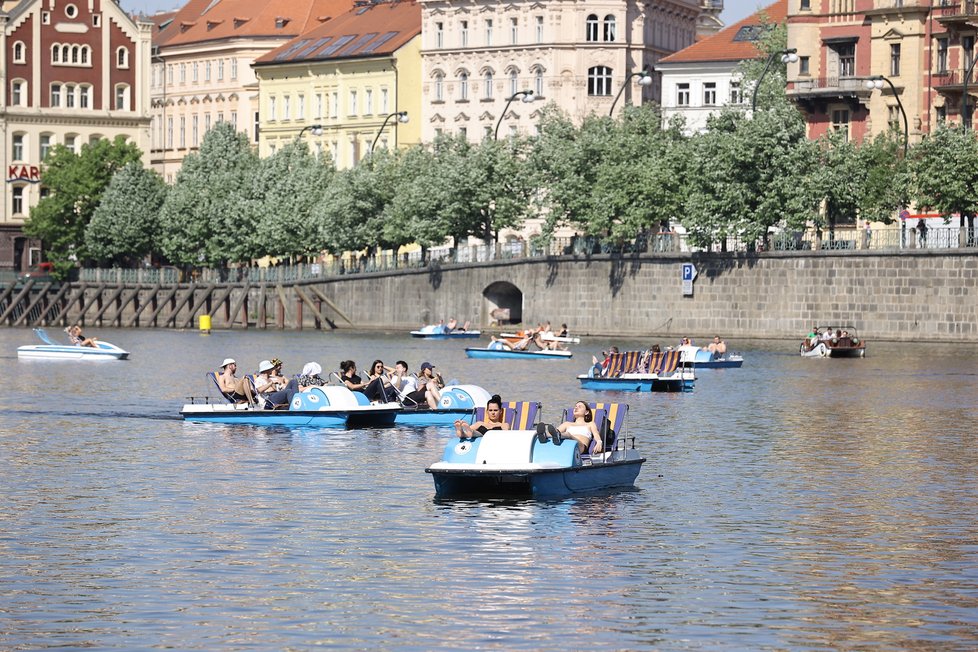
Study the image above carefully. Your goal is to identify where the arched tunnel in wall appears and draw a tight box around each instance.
[483,281,523,326]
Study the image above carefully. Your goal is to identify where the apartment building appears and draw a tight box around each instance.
[0,0,152,271]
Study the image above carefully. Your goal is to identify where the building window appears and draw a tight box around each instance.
[331,92,338,117]
[509,70,518,96]
[51,83,62,107]
[535,69,544,96]
[179,63,186,83]
[11,80,27,106]
[231,110,237,129]
[117,47,129,68]
[436,22,444,48]
[348,90,357,115]
[510,17,518,44]
[65,83,76,108]
[80,45,89,65]
[459,72,469,100]
[193,115,199,145]
[888,43,901,77]
[13,41,26,63]
[831,109,850,141]
[434,73,444,101]
[298,94,306,119]
[485,19,493,46]
[218,59,224,80]
[381,87,389,113]
[363,89,371,115]
[962,36,973,72]
[603,15,616,42]
[12,133,25,161]
[42,11,49,24]
[799,56,810,75]
[205,61,211,81]
[65,134,77,154]
[40,133,53,160]
[587,66,613,96]
[167,117,173,148]
[535,16,543,43]
[65,3,78,18]
[269,96,276,120]
[677,82,690,106]
[80,84,92,108]
[179,116,186,148]
[936,105,947,124]
[316,93,323,118]
[193,62,199,82]
[837,43,855,77]
[586,15,598,42]
[167,64,174,84]
[231,58,238,80]
[703,82,717,105]
[460,20,468,47]
[205,114,211,132]
[115,84,130,110]
[12,186,26,216]
[801,0,811,9]
[93,14,100,27]
[283,95,291,120]
[888,105,901,132]
[730,81,742,104]
[937,38,949,73]
[484,72,493,99]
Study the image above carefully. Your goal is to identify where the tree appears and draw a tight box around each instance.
[910,124,978,240]
[85,162,167,266]
[23,136,143,276]
[158,122,258,267]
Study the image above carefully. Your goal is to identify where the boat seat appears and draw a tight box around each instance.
[642,351,680,375]
[475,430,535,465]
[472,400,541,429]
[560,402,629,454]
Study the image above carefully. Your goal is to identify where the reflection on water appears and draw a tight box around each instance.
[0,329,976,649]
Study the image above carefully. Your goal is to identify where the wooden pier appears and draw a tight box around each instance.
[0,279,354,330]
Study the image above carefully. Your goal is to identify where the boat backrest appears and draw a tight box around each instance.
[209,371,237,403]
[473,400,541,430]
[605,351,643,377]
[643,350,680,375]
[561,402,628,452]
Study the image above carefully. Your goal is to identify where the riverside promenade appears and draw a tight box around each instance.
[2,247,976,343]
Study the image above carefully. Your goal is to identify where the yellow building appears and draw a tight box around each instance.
[253,0,421,168]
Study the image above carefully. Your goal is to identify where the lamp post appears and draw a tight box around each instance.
[863,75,909,158]
[297,124,324,139]
[751,48,798,113]
[962,53,978,130]
[371,111,408,153]
[494,90,535,140]
[609,65,654,116]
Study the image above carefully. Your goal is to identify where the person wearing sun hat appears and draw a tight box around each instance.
[216,357,254,404]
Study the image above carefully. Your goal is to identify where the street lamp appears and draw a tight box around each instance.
[609,65,654,116]
[962,53,978,130]
[298,124,324,138]
[751,48,798,113]
[863,75,909,158]
[371,111,408,153]
[494,90,535,140]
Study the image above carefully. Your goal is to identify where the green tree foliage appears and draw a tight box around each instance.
[738,18,792,114]
[85,162,167,265]
[23,136,143,275]
[158,122,258,266]
[244,141,333,260]
[909,125,978,224]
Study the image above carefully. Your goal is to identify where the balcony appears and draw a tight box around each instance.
[865,0,932,16]
[936,1,978,28]
[789,76,871,100]
[933,68,978,94]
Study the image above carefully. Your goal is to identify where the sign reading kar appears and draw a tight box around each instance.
[7,165,42,184]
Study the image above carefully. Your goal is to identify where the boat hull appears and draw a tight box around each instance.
[577,374,694,392]
[428,459,644,499]
[394,407,474,426]
[800,342,866,358]
[17,344,129,360]
[694,357,743,369]
[465,348,573,360]
[180,404,399,428]
[410,331,481,339]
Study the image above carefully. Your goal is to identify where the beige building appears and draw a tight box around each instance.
[418,0,700,142]
[253,0,421,168]
[149,0,356,182]
[1,0,152,271]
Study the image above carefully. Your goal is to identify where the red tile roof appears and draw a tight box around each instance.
[659,0,787,64]
[255,0,420,65]
[156,0,358,48]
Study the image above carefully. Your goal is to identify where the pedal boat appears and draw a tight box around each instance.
[579,349,694,392]
[181,386,400,428]
[394,385,492,427]
[17,328,129,360]
[800,326,867,358]
[678,345,743,369]
[410,324,481,339]
[499,331,581,345]
[465,342,573,360]
[426,404,643,499]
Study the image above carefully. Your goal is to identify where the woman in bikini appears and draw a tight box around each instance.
[454,395,508,439]
[539,401,603,454]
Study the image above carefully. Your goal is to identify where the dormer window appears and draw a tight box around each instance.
[233,17,249,28]
[207,20,223,30]
[275,17,290,29]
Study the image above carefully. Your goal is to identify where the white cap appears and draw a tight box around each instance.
[221,358,235,368]
[258,359,274,373]
[302,362,322,376]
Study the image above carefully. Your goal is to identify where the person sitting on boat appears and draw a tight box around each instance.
[66,324,97,348]
[446,317,458,332]
[402,362,442,408]
[558,323,569,338]
[268,358,289,390]
[254,359,298,409]
[295,362,328,390]
[217,358,256,405]
[454,394,508,439]
[538,321,562,351]
[339,360,397,403]
[536,401,603,454]
[460,320,471,332]
[385,360,417,397]
[705,336,727,359]
[591,346,619,377]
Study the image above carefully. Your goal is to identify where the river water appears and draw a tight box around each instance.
[2,328,977,650]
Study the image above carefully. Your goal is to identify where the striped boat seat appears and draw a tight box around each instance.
[473,400,542,430]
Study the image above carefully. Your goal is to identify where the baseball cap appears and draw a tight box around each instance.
[420,361,435,371]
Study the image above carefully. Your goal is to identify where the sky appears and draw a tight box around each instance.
[121,0,758,26]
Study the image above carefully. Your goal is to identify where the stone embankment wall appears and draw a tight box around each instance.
[322,250,977,342]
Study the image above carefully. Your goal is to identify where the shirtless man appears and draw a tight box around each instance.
[217,358,255,404]
[705,336,727,357]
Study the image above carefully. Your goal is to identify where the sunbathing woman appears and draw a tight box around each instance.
[66,324,97,348]
[454,394,508,439]
[537,401,603,454]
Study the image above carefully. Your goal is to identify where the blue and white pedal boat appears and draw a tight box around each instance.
[465,344,573,360]
[394,385,491,427]
[678,345,743,369]
[17,328,129,360]
[579,349,694,392]
[410,324,481,339]
[426,402,643,499]
[181,386,400,428]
